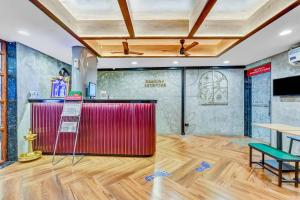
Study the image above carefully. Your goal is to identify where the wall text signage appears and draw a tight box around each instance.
[247,63,271,77]
[144,80,166,88]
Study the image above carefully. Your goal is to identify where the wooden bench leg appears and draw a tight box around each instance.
[296,162,299,188]
[278,161,282,187]
[249,147,252,168]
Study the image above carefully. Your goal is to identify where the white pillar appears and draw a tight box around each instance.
[71,46,88,95]
[86,56,98,83]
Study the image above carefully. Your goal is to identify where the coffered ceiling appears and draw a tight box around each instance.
[30,0,299,58]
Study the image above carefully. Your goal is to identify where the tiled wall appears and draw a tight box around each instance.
[7,43,17,161]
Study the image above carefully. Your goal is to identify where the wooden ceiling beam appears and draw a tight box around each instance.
[118,0,135,38]
[81,36,242,40]
[188,0,217,38]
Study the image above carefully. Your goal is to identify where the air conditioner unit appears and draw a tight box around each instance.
[288,46,300,66]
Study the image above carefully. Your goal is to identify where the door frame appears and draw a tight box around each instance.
[244,71,252,137]
[244,63,272,138]
[0,40,8,163]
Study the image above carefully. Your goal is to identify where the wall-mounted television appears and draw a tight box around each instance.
[87,82,96,97]
[273,75,300,96]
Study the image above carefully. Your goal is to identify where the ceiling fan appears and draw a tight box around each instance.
[179,39,199,56]
[111,40,144,55]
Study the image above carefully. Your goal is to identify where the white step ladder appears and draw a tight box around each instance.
[52,95,84,165]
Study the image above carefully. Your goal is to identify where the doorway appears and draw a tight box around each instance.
[245,63,271,143]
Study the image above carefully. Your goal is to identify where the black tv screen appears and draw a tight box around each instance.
[273,75,300,96]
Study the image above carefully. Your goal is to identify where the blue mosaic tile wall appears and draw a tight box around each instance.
[7,42,17,161]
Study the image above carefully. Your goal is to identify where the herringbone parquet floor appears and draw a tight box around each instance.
[0,135,299,200]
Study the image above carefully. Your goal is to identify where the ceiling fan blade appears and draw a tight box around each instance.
[110,51,124,54]
[184,51,191,56]
[184,42,199,51]
[129,51,144,55]
[122,41,129,54]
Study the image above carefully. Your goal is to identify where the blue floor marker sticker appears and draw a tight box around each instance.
[195,161,211,172]
[145,170,170,182]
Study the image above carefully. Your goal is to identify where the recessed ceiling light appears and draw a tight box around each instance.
[279,29,292,36]
[223,60,230,64]
[173,61,179,64]
[131,61,138,65]
[18,30,30,36]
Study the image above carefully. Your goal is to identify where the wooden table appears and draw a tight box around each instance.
[253,123,300,172]
[253,123,300,150]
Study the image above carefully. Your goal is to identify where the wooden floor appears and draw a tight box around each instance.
[0,135,299,200]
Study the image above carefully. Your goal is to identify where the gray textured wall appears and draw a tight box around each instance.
[98,70,182,134]
[16,43,71,154]
[247,51,300,154]
[98,68,244,136]
[185,69,244,135]
[17,43,71,123]
[272,52,300,153]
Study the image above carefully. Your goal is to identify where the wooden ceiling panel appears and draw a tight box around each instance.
[59,0,123,20]
[133,20,189,37]
[84,39,238,57]
[31,0,300,57]
[195,0,298,37]
[77,20,129,37]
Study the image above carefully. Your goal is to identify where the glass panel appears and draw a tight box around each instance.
[195,0,296,37]
[128,0,208,36]
[39,0,129,37]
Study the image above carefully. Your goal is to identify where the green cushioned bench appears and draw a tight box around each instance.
[249,143,300,187]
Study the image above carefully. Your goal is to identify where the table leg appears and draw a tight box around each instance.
[264,131,295,172]
[276,131,283,150]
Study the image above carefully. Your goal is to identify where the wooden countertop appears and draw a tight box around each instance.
[253,123,300,136]
[28,98,157,103]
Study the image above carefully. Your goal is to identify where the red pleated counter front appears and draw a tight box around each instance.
[31,102,156,156]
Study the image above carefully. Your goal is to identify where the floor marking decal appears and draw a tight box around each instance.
[145,170,170,182]
[195,161,211,172]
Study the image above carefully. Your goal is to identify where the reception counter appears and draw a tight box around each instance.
[30,99,156,156]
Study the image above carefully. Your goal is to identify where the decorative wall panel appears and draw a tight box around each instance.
[198,70,228,105]
[185,69,244,135]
